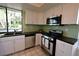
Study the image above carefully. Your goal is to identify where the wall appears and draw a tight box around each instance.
[42,25,79,39]
[24,25,42,32]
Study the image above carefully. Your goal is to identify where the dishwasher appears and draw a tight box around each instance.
[25,36,35,49]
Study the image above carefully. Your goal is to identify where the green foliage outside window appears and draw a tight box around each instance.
[0,7,22,32]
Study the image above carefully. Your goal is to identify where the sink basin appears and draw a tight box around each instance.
[0,32,23,38]
[5,32,23,36]
[0,34,5,37]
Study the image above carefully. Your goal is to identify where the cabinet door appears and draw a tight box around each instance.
[63,41,72,56]
[0,37,14,56]
[37,13,45,24]
[53,5,63,16]
[25,10,33,24]
[55,48,65,56]
[55,40,65,56]
[25,36,35,48]
[56,40,73,56]
[24,10,38,24]
[32,12,38,24]
[62,4,78,24]
[35,34,42,46]
[14,35,25,52]
[43,5,62,24]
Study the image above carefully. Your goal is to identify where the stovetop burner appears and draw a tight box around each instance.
[49,30,63,39]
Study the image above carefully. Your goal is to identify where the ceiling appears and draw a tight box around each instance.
[23,3,62,11]
[29,3,44,7]
[0,3,62,11]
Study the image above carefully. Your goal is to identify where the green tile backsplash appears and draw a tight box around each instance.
[42,25,79,39]
[24,25,42,32]
[24,24,79,39]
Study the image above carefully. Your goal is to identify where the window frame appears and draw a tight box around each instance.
[0,6,23,33]
[0,7,7,33]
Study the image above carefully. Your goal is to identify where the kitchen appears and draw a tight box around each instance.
[0,3,79,56]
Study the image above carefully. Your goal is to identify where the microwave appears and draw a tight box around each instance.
[46,15,62,25]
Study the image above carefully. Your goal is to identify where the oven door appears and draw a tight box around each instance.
[41,36,45,45]
[41,36,50,49]
[44,38,49,49]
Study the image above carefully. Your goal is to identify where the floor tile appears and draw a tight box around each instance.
[9,46,49,56]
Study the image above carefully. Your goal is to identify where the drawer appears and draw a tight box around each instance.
[14,35,25,39]
[0,37,14,42]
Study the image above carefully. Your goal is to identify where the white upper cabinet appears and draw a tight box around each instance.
[44,4,78,24]
[43,5,63,24]
[37,12,45,24]
[52,5,63,16]
[24,9,45,24]
[24,4,79,24]
[24,10,38,24]
[62,4,78,24]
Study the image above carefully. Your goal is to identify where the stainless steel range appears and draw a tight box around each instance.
[41,30,63,56]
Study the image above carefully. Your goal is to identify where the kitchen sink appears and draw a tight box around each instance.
[0,32,23,38]
[0,34,5,37]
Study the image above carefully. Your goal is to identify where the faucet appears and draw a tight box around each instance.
[13,29,16,35]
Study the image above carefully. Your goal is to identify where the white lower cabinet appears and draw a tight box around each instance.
[14,35,25,52]
[35,34,42,46]
[0,37,14,56]
[55,40,78,56]
[0,35,25,56]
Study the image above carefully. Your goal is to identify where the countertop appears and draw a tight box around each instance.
[59,36,77,45]
[0,31,77,45]
[0,32,39,38]
[41,32,77,45]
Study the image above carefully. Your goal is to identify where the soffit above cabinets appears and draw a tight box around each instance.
[29,3,44,7]
[0,3,63,11]
[23,3,62,11]
[0,3,22,10]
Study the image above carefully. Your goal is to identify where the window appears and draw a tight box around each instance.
[7,9,22,32]
[0,7,7,32]
[0,6,22,33]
